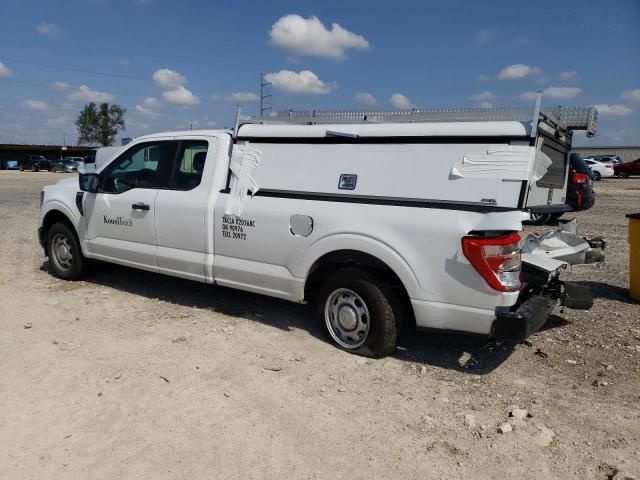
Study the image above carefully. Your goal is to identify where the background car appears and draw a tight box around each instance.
[19,155,51,171]
[584,158,614,180]
[51,158,80,173]
[584,154,622,165]
[566,153,595,211]
[614,158,640,178]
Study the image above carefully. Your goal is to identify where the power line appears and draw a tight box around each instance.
[0,78,163,100]
[0,56,147,80]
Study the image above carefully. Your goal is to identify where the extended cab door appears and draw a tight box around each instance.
[83,139,176,271]
[154,136,221,282]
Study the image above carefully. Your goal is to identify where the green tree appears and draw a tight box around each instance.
[75,102,126,146]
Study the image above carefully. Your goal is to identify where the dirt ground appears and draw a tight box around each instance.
[1,170,639,480]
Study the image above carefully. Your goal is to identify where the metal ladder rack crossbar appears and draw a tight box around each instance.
[245,106,598,137]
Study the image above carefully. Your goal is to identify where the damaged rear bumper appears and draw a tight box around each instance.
[491,281,593,340]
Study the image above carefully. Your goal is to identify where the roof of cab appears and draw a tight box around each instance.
[237,121,531,139]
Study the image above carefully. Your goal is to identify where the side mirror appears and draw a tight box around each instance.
[79,173,99,193]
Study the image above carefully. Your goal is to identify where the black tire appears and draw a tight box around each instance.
[45,222,87,280]
[317,267,401,358]
[618,170,630,179]
[592,171,601,181]
[525,212,551,226]
[33,166,38,172]
[19,165,24,171]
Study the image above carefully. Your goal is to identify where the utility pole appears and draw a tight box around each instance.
[260,73,272,118]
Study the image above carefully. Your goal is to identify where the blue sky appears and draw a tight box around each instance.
[1,0,639,146]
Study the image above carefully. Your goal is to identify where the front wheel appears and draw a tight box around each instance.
[317,267,401,358]
[45,222,87,280]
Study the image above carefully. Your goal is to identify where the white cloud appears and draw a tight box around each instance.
[46,116,73,129]
[594,104,633,116]
[470,91,496,102]
[559,71,577,80]
[519,86,582,101]
[621,89,640,102]
[36,22,62,37]
[264,70,332,94]
[142,97,161,108]
[497,64,543,80]
[470,92,497,108]
[152,68,187,89]
[268,14,369,60]
[162,86,200,105]
[23,100,48,110]
[389,93,414,110]
[68,85,115,103]
[0,62,14,79]
[355,92,377,106]
[475,29,496,45]
[211,92,260,102]
[135,104,159,117]
[51,81,70,91]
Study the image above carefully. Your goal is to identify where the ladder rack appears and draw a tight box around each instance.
[246,106,598,137]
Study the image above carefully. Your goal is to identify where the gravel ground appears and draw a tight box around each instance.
[1,171,639,480]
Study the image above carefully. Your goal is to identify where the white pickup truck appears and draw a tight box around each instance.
[38,106,602,357]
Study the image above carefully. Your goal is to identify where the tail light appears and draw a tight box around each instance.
[461,233,522,292]
[572,172,590,184]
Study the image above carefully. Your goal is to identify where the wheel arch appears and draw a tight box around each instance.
[41,206,81,252]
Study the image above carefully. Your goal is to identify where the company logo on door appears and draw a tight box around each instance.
[104,215,133,227]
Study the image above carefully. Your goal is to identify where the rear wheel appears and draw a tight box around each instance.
[45,222,87,280]
[618,170,630,178]
[317,267,401,358]
[591,171,601,181]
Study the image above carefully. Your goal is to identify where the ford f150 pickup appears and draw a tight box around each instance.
[38,105,602,357]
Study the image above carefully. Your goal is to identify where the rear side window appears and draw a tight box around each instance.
[170,140,209,191]
[536,137,568,188]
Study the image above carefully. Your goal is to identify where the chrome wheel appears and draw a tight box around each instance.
[324,288,371,349]
[50,233,73,271]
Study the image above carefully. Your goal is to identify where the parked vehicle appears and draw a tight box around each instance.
[585,155,621,165]
[19,155,51,172]
[51,159,80,173]
[37,106,602,357]
[566,154,596,211]
[584,158,614,180]
[614,158,640,178]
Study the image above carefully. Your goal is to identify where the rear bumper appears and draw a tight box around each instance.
[492,295,555,339]
[491,281,593,340]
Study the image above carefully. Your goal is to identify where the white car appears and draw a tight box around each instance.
[37,106,602,357]
[584,158,615,180]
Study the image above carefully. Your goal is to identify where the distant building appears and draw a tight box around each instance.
[572,146,640,163]
[0,144,94,169]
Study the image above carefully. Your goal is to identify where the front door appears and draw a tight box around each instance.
[83,139,176,271]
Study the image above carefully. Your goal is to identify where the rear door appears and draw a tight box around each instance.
[155,137,217,282]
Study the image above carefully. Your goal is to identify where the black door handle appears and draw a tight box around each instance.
[131,202,150,211]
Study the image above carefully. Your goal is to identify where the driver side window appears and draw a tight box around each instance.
[99,141,176,194]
